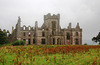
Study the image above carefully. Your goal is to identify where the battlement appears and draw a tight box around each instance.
[44,13,60,20]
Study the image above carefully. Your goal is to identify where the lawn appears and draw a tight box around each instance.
[0,45,100,65]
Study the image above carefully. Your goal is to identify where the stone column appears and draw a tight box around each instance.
[55,38,57,45]
[30,34,33,45]
[31,38,33,45]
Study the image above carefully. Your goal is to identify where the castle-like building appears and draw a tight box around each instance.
[11,13,82,45]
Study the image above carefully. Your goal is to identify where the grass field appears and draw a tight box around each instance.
[0,45,100,65]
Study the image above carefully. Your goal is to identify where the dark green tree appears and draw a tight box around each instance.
[0,30,9,45]
[92,32,100,44]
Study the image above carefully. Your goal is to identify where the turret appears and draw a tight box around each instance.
[76,23,80,29]
[17,16,21,27]
[68,22,72,29]
[35,21,38,30]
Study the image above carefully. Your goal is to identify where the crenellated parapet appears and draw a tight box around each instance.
[44,13,60,20]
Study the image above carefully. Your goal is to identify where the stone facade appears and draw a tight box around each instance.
[11,13,82,45]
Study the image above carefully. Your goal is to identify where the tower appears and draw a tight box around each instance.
[44,13,60,35]
[16,16,21,40]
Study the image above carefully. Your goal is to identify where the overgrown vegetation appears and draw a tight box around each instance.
[11,40,26,46]
[0,30,9,45]
[0,45,100,65]
[84,43,87,45]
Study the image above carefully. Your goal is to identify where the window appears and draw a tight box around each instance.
[29,32,30,36]
[75,39,79,45]
[52,21,56,29]
[23,32,25,36]
[52,31,54,35]
[33,39,35,44]
[41,39,45,44]
[66,33,70,40]
[53,38,55,44]
[42,32,45,37]
[76,32,78,36]
[28,39,31,44]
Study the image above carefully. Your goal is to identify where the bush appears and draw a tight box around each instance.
[84,43,87,45]
[12,40,25,46]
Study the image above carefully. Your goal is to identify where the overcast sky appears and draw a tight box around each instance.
[0,0,100,45]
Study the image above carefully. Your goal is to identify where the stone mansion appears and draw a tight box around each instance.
[11,13,82,45]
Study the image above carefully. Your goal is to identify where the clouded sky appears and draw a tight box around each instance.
[0,0,100,45]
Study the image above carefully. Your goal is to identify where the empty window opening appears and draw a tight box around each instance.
[66,33,70,40]
[28,39,31,44]
[29,32,31,36]
[23,32,25,36]
[33,39,35,44]
[53,38,55,45]
[76,32,78,36]
[42,32,45,37]
[41,39,45,44]
[75,39,79,45]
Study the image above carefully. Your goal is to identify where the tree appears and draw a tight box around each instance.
[0,30,9,45]
[92,32,100,44]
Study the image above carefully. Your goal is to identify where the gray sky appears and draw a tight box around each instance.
[0,0,100,45]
